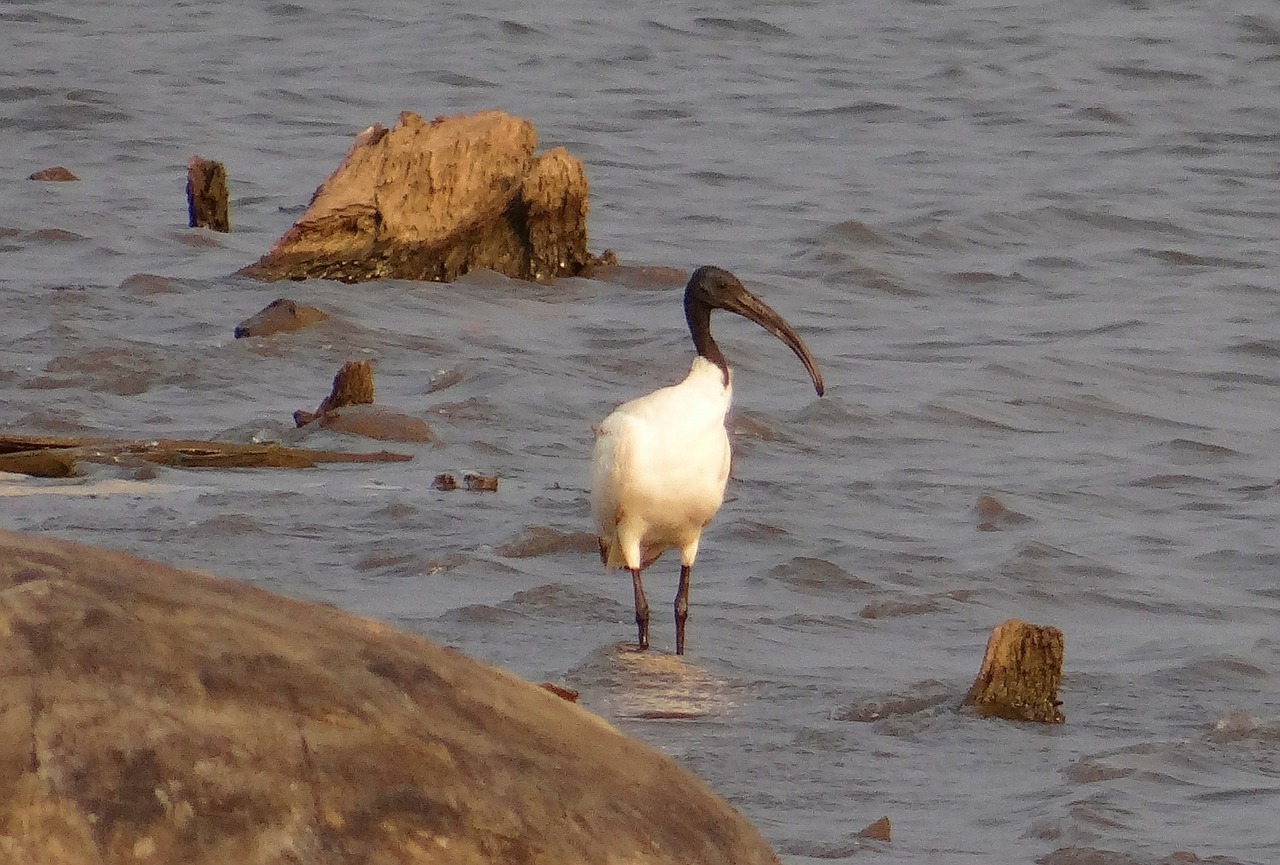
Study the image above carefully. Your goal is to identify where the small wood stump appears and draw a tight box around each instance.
[187,155,230,232]
[295,360,375,427]
[962,619,1065,723]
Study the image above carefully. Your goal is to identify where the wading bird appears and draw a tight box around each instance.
[591,265,824,655]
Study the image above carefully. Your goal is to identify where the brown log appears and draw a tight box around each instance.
[186,155,230,232]
[234,298,329,338]
[29,166,78,181]
[963,619,1065,723]
[0,434,410,477]
[238,110,591,284]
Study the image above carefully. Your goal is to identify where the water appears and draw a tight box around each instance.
[4,0,1279,861]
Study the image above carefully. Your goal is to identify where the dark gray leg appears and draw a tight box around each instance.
[631,568,650,651]
[675,564,691,655]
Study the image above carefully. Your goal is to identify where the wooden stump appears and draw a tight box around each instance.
[238,111,592,284]
[962,619,1065,723]
[294,360,375,427]
[186,156,229,232]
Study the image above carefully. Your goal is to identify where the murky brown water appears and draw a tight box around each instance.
[3,1,1279,861]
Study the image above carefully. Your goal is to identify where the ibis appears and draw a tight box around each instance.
[590,265,824,655]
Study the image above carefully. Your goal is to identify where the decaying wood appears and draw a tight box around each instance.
[186,155,230,232]
[238,110,591,284]
[963,618,1065,723]
[0,433,409,478]
[295,360,375,426]
[234,298,329,338]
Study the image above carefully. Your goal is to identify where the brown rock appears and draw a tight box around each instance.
[29,166,78,181]
[239,111,591,284]
[432,473,459,491]
[234,298,330,338]
[857,816,892,841]
[186,156,230,232]
[963,619,1065,723]
[0,528,780,865]
[316,405,438,443]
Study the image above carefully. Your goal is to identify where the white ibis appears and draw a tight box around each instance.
[590,265,824,654]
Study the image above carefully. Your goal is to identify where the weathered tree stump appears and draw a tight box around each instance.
[238,110,591,284]
[29,166,78,181]
[963,619,1065,723]
[234,298,329,338]
[295,360,375,427]
[186,156,230,232]
[292,361,435,442]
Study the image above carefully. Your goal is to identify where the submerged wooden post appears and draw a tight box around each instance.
[295,360,375,427]
[187,155,230,232]
[963,619,1065,723]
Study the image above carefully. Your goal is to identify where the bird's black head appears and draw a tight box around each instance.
[683,266,825,396]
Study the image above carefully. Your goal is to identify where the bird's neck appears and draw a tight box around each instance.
[685,297,730,387]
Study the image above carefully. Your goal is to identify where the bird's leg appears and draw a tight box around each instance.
[630,568,650,651]
[674,564,691,656]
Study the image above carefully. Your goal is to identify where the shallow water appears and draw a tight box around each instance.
[3,0,1280,861]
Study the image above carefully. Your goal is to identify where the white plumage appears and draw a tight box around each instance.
[590,266,824,655]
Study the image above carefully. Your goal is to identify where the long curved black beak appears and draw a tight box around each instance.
[719,287,825,397]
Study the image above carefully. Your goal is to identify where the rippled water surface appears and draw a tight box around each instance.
[4,1,1279,862]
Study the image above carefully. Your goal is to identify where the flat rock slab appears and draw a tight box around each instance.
[0,528,779,865]
[239,110,590,284]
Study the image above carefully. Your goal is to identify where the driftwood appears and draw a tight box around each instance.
[234,298,329,338]
[963,619,1065,723]
[186,156,230,232]
[0,433,410,478]
[29,166,78,181]
[238,110,592,284]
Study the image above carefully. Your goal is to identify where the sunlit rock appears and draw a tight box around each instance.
[239,110,592,284]
[0,527,780,865]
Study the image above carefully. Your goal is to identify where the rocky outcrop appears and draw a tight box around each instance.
[239,111,591,284]
[0,528,779,865]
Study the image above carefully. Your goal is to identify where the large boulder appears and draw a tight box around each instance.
[239,111,591,284]
[0,528,779,865]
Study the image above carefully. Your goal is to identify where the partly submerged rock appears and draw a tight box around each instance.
[239,110,591,284]
[234,298,330,338]
[0,527,780,864]
[29,166,78,181]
